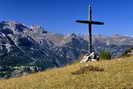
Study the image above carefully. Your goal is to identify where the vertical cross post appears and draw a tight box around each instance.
[89,6,93,53]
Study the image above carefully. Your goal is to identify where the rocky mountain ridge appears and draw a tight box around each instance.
[0,21,132,78]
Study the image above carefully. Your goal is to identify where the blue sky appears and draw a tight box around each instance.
[0,0,132,35]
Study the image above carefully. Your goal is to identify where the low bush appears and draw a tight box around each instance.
[99,50,112,60]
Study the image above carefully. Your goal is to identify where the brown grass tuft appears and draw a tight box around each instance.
[71,65,104,75]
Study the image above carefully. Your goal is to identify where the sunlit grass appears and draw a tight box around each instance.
[0,56,133,89]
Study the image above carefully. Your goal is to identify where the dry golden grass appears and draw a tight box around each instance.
[0,56,133,89]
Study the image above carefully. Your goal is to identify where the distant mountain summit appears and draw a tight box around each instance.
[0,21,132,78]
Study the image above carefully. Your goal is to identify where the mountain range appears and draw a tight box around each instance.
[0,21,132,78]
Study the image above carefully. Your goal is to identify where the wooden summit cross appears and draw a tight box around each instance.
[76,2,104,53]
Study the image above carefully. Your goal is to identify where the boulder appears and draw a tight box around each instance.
[80,52,99,63]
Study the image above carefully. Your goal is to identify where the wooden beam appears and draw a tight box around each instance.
[76,20,104,25]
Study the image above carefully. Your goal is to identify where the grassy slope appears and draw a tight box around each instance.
[0,57,133,89]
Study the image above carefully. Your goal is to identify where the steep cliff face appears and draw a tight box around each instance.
[0,21,66,78]
[0,21,132,78]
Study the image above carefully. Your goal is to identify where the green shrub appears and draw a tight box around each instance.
[99,50,112,60]
[122,48,133,57]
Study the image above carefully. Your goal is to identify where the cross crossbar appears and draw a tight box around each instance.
[76,20,104,25]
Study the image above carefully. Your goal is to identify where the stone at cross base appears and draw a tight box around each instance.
[80,52,99,63]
